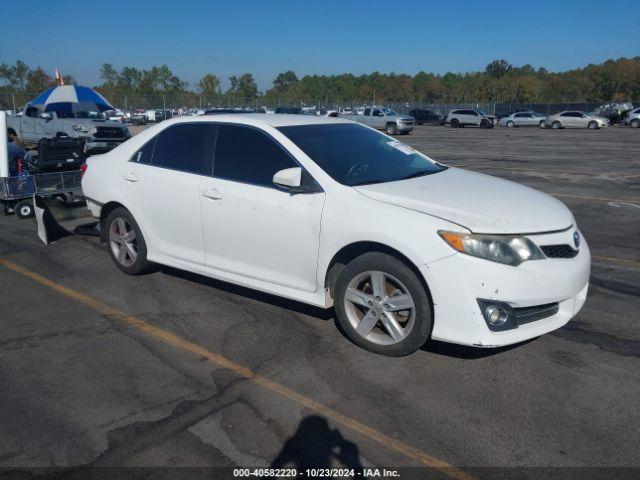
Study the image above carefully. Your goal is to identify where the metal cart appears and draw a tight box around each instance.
[1,170,83,219]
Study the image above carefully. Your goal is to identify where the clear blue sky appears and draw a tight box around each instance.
[2,0,638,90]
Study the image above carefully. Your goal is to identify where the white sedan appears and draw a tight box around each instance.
[82,115,590,356]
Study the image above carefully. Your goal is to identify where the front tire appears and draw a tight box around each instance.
[334,252,432,356]
[588,121,598,129]
[386,123,397,135]
[552,121,561,129]
[630,119,640,128]
[506,120,515,128]
[104,207,151,275]
[450,119,459,128]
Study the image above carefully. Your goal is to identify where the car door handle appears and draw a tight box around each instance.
[202,189,223,200]
[123,173,139,183]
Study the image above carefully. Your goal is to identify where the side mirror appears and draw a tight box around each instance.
[40,112,52,120]
[273,167,320,194]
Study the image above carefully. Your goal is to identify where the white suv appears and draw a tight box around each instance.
[82,115,590,356]
[445,109,495,128]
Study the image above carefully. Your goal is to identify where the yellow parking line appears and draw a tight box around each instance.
[0,258,474,480]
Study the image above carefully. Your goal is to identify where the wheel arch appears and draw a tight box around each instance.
[324,240,433,305]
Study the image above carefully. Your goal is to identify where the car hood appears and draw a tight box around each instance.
[354,167,573,234]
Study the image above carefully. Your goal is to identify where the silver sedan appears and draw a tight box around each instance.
[543,111,609,129]
[498,112,547,128]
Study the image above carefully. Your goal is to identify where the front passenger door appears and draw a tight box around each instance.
[200,124,325,292]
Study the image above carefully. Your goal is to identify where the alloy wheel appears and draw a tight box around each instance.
[109,217,138,267]
[343,270,415,346]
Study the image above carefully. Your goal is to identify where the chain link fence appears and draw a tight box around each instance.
[0,91,634,118]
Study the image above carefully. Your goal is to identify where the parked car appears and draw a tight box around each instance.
[7,102,131,153]
[130,109,147,125]
[340,106,414,135]
[275,106,303,114]
[498,111,547,128]
[623,107,640,128]
[409,109,443,125]
[543,111,609,129]
[445,109,495,128]
[81,114,590,356]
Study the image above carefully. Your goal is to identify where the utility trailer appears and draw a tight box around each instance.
[1,170,83,218]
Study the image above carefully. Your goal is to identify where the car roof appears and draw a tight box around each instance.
[158,113,353,128]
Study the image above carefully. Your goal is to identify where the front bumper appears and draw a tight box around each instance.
[396,122,414,133]
[421,228,591,347]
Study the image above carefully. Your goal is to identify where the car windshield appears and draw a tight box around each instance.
[277,123,445,186]
[382,108,399,116]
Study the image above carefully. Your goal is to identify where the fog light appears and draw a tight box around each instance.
[485,305,508,326]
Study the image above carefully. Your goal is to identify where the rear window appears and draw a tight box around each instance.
[151,123,216,175]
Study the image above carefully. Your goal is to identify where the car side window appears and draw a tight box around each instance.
[25,106,39,118]
[470,111,478,116]
[131,135,158,165]
[45,102,74,119]
[560,112,572,117]
[373,109,384,117]
[151,123,216,175]
[213,124,297,188]
[364,108,371,116]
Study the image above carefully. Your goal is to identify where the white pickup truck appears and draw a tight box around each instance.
[339,107,414,135]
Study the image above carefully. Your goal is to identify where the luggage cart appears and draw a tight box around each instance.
[0,170,83,219]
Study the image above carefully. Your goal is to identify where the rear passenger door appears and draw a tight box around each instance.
[200,123,325,292]
[122,123,215,265]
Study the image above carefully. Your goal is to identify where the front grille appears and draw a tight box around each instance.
[541,244,578,259]
[514,302,559,325]
[94,127,125,139]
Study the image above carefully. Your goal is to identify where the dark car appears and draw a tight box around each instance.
[275,106,303,114]
[408,109,443,125]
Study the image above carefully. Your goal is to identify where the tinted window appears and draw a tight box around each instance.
[45,102,74,118]
[373,109,384,117]
[151,123,216,175]
[131,136,157,164]
[25,106,39,118]
[364,108,371,116]
[278,123,445,187]
[214,124,297,187]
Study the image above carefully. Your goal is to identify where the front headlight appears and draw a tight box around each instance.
[438,231,545,266]
[72,124,91,133]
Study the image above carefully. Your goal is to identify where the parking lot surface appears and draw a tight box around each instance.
[1,125,638,477]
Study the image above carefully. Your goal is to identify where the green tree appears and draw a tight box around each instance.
[272,70,298,92]
[25,67,53,93]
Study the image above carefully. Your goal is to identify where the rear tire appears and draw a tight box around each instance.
[506,120,515,128]
[104,207,152,275]
[450,119,459,128]
[15,200,34,219]
[539,120,546,128]
[552,121,561,129]
[334,252,432,356]
[631,119,640,128]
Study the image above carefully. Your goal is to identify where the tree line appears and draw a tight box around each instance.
[1,58,638,105]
